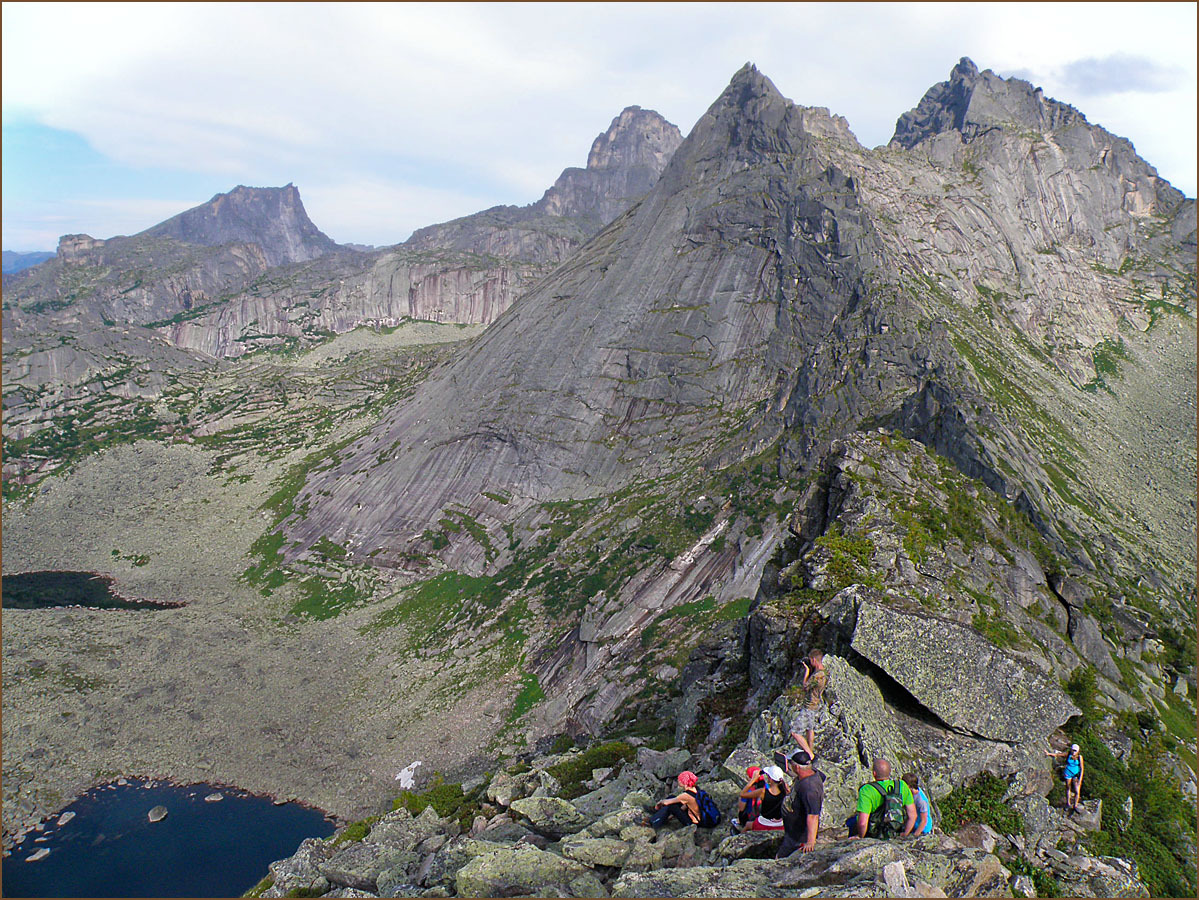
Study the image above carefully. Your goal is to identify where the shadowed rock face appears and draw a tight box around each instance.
[140,184,339,267]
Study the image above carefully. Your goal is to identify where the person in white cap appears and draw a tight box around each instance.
[1046,742,1085,811]
[747,766,788,831]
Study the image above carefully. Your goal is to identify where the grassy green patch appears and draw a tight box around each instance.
[241,874,275,897]
[510,672,545,721]
[329,815,379,847]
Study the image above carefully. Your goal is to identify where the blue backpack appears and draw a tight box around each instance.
[691,788,722,827]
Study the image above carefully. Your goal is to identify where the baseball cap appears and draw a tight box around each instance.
[788,748,814,767]
[763,765,786,782]
[1070,743,1080,753]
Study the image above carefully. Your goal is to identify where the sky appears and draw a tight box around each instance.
[3,1,1196,251]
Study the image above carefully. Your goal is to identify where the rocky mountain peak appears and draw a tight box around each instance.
[139,183,339,266]
[584,105,681,172]
[891,56,1085,148]
[659,63,857,194]
[532,108,682,223]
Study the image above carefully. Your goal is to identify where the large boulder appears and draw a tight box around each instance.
[560,835,634,868]
[266,837,334,897]
[849,600,1079,743]
[367,805,446,849]
[509,796,591,838]
[636,746,693,780]
[317,839,417,893]
[454,843,602,898]
[419,837,509,889]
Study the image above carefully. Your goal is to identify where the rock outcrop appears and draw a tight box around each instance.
[252,726,1149,899]
[140,184,340,267]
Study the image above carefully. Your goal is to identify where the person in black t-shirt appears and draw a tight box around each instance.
[777,747,824,858]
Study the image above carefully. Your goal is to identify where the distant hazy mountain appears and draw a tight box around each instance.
[2,250,54,274]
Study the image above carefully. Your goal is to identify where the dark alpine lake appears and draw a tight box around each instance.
[1,571,182,610]
[2,779,335,898]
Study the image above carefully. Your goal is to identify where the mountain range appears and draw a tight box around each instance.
[1,58,1194,899]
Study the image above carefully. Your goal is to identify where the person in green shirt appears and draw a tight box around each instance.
[846,758,917,839]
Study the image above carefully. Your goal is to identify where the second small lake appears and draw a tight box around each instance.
[1,571,182,610]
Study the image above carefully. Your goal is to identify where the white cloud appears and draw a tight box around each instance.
[3,1,1195,247]
[299,178,500,246]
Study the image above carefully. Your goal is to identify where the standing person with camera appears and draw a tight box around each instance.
[789,650,828,759]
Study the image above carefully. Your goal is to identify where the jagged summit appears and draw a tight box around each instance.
[533,106,683,222]
[661,63,858,194]
[890,56,1086,148]
[139,183,339,266]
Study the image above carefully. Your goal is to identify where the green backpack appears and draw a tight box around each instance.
[867,780,906,838]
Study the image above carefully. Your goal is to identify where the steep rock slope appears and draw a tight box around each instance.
[283,66,893,562]
[277,59,1194,763]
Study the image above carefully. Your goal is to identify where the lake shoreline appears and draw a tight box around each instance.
[3,773,341,854]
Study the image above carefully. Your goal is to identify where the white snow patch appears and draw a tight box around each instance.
[395,760,423,788]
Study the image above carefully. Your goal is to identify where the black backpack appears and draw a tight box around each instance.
[691,788,722,828]
[867,780,906,838]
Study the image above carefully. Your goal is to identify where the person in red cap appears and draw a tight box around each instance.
[645,771,701,829]
[733,765,767,833]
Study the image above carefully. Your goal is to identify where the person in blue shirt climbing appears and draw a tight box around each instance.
[1046,743,1085,812]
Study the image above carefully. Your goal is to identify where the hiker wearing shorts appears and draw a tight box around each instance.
[789,650,828,759]
[1047,743,1085,812]
[777,748,824,858]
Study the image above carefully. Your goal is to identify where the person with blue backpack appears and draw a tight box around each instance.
[645,770,722,829]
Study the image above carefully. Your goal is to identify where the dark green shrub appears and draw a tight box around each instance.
[1064,665,1099,726]
[939,772,1024,836]
[1009,855,1061,897]
[546,741,636,800]
[550,733,576,755]
[393,773,486,831]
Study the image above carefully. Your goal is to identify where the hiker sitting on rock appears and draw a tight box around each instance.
[789,650,828,759]
[777,748,824,858]
[847,758,917,839]
[646,771,701,829]
[734,765,767,832]
[908,773,934,835]
[1046,742,1085,812]
[746,766,787,832]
